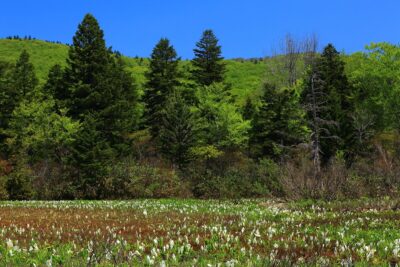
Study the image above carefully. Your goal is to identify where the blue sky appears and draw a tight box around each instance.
[1,1,399,59]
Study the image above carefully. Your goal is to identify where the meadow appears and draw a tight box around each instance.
[0,198,400,266]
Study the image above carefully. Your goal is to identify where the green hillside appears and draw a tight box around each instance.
[0,39,267,102]
[0,39,69,81]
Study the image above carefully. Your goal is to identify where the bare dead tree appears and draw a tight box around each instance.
[310,74,321,173]
[283,33,302,86]
[266,33,319,88]
[302,33,319,70]
[304,73,327,175]
[352,111,375,145]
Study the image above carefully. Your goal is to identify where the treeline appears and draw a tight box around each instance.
[4,35,65,45]
[0,14,400,200]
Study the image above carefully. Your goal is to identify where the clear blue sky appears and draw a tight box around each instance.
[1,0,399,59]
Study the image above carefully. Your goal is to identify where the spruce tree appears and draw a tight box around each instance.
[12,50,38,100]
[70,114,113,199]
[251,83,304,160]
[64,13,112,119]
[159,92,196,169]
[143,38,180,137]
[102,54,138,152]
[0,61,14,153]
[1,52,38,154]
[191,29,225,86]
[63,13,138,149]
[43,64,65,102]
[61,14,138,196]
[302,44,354,163]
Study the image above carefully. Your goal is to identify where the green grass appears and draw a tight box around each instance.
[0,39,68,82]
[225,60,267,103]
[0,198,399,266]
[0,39,267,103]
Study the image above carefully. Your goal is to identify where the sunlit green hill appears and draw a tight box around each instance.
[0,39,268,101]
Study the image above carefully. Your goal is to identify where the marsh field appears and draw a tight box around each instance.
[0,198,400,266]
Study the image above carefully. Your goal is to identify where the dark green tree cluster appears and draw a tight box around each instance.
[142,29,247,169]
[0,14,138,199]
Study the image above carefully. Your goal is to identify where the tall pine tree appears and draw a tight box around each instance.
[12,50,38,100]
[159,92,196,169]
[43,64,64,101]
[62,13,138,150]
[1,51,38,155]
[60,14,138,196]
[64,14,112,119]
[251,83,305,160]
[191,30,225,86]
[0,61,14,154]
[143,38,180,137]
[301,44,354,164]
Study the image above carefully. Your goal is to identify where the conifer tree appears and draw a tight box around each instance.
[43,64,64,101]
[143,38,180,137]
[191,30,225,86]
[61,14,138,196]
[12,50,38,100]
[64,13,112,119]
[63,14,138,149]
[0,61,14,153]
[70,114,113,198]
[159,92,196,168]
[302,44,354,163]
[251,83,305,160]
[102,55,138,152]
[1,52,38,154]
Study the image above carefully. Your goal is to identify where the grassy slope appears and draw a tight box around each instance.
[0,39,267,103]
[0,39,69,82]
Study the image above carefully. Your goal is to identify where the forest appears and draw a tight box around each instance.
[1,13,400,200]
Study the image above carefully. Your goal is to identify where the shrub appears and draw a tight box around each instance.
[0,175,9,200]
[102,158,191,198]
[6,165,34,200]
[188,153,282,198]
[31,161,76,200]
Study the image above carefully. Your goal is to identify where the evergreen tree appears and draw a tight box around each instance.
[63,13,112,119]
[12,50,38,100]
[0,61,14,153]
[70,114,113,199]
[251,83,305,160]
[1,52,38,154]
[43,64,64,101]
[63,13,138,150]
[60,14,138,196]
[143,38,180,137]
[191,29,225,86]
[102,55,138,152]
[302,44,354,163]
[159,92,196,169]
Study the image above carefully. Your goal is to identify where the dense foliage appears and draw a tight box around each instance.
[1,14,400,200]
